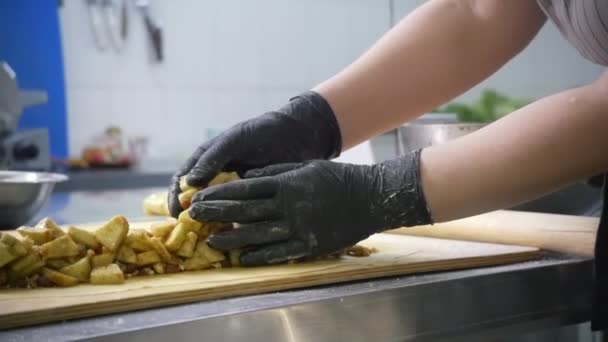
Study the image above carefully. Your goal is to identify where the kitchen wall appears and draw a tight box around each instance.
[59,0,390,165]
[60,1,605,166]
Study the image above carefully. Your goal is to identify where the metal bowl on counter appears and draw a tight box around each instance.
[0,171,68,229]
[397,123,486,155]
[396,122,603,216]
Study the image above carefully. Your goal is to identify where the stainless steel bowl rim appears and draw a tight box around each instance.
[0,171,68,184]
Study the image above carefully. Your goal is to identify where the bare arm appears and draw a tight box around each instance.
[314,0,546,149]
[422,71,608,222]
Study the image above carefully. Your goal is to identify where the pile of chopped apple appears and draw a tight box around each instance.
[0,212,237,288]
[0,172,375,288]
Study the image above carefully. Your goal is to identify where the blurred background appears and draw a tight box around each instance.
[0,2,606,340]
[0,0,604,205]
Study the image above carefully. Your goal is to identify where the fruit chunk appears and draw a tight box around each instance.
[176,232,198,258]
[0,233,28,256]
[116,245,137,264]
[199,243,225,263]
[95,216,129,251]
[0,242,17,268]
[208,172,239,186]
[92,252,115,268]
[68,226,100,249]
[35,218,65,239]
[10,253,44,278]
[183,241,214,271]
[40,235,80,259]
[229,249,241,267]
[46,258,71,270]
[42,268,79,287]
[179,176,192,192]
[164,223,189,251]
[148,237,176,264]
[149,220,176,238]
[177,210,202,233]
[136,251,161,266]
[60,251,93,282]
[152,263,165,274]
[17,227,51,245]
[178,188,198,209]
[90,264,124,284]
[125,229,153,252]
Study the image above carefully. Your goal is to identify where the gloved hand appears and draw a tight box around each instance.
[168,91,342,217]
[189,150,433,266]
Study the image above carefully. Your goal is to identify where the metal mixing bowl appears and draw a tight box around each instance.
[397,123,487,155]
[0,171,68,229]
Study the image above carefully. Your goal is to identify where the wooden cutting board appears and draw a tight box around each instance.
[388,210,599,257]
[0,220,540,330]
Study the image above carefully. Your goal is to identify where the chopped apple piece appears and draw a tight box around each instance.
[178,188,198,209]
[116,245,137,264]
[136,251,161,266]
[0,242,17,268]
[68,226,100,249]
[60,251,93,282]
[0,233,28,256]
[149,220,176,238]
[42,268,79,287]
[90,264,124,284]
[199,242,225,263]
[46,258,71,270]
[94,216,128,251]
[21,237,34,252]
[35,217,65,239]
[176,232,197,258]
[183,253,209,271]
[142,192,170,216]
[125,229,153,252]
[177,210,202,233]
[40,235,80,259]
[164,223,189,251]
[148,237,176,263]
[92,253,115,268]
[17,226,51,245]
[229,249,241,267]
[11,253,44,277]
[179,176,192,192]
[152,262,165,274]
[208,172,239,186]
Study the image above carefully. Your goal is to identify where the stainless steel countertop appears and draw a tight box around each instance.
[0,189,597,342]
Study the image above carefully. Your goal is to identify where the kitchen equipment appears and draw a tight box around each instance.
[0,220,540,329]
[396,121,603,216]
[0,171,67,229]
[135,0,163,62]
[397,122,486,155]
[390,209,598,257]
[0,62,50,171]
[86,0,128,52]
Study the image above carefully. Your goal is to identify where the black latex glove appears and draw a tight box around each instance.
[189,150,433,266]
[168,91,342,217]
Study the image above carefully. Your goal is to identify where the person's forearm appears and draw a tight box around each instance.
[314,0,545,149]
[421,72,608,222]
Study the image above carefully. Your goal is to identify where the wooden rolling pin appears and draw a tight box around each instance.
[388,210,599,257]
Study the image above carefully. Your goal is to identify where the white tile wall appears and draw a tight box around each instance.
[60,1,605,167]
[59,0,390,164]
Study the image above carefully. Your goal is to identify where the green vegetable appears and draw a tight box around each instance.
[433,90,530,123]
